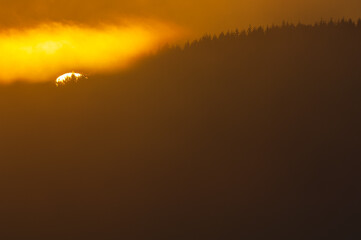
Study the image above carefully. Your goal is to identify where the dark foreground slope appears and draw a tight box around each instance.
[0,20,360,239]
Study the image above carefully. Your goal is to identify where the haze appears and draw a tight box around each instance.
[0,0,360,238]
[1,0,361,33]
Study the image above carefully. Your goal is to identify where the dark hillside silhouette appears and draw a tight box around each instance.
[0,20,360,239]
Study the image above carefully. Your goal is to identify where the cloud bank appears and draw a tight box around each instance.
[0,21,180,83]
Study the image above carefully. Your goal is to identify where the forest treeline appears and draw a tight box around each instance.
[0,20,360,239]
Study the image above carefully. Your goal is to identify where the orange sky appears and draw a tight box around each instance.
[0,0,360,33]
[1,0,360,83]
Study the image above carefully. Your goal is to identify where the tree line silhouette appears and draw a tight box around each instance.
[0,19,360,239]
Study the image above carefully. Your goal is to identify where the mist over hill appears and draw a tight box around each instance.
[0,20,360,239]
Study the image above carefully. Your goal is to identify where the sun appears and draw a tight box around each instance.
[56,72,86,86]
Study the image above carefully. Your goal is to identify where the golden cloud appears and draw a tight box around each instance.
[0,20,181,83]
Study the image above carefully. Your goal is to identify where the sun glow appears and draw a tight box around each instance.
[0,21,180,83]
[56,72,85,86]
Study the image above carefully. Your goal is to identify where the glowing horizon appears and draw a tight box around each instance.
[0,21,180,83]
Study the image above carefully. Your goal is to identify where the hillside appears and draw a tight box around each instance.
[0,20,360,239]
